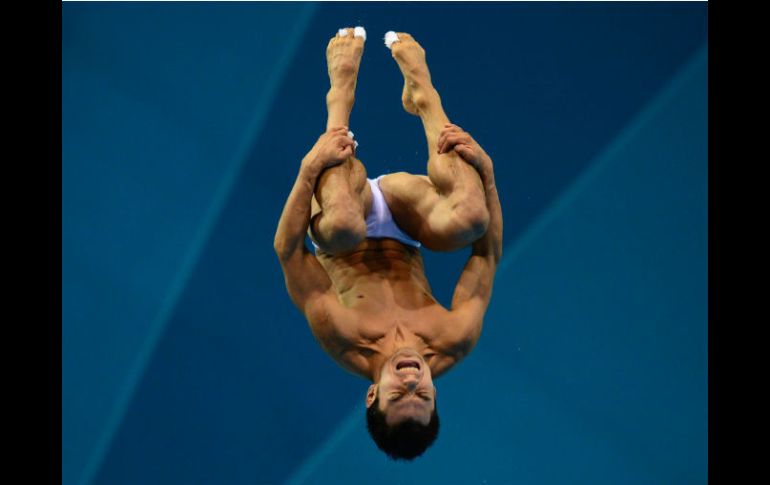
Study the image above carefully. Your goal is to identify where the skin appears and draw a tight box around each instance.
[274,29,503,425]
[366,348,437,426]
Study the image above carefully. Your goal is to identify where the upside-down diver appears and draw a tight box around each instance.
[274,27,502,460]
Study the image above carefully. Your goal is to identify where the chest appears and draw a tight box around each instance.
[350,305,470,364]
[320,306,460,379]
[336,320,441,378]
[357,317,421,344]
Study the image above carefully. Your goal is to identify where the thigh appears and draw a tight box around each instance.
[378,172,443,247]
[307,157,373,251]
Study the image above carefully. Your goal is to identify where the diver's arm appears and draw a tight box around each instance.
[274,127,355,316]
[464,155,502,263]
[442,130,503,352]
[450,174,502,309]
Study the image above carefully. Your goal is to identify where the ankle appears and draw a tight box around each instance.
[413,87,442,116]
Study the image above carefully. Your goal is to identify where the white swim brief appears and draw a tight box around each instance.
[310,175,422,251]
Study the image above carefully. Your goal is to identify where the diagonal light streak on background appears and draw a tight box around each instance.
[77,5,319,485]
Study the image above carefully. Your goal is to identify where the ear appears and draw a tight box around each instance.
[365,384,378,408]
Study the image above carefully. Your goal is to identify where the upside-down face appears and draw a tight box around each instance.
[366,348,436,425]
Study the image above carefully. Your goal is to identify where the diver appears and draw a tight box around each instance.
[274,27,502,460]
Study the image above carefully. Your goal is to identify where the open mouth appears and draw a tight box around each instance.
[396,360,421,371]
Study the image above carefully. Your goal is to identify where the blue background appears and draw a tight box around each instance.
[62,2,708,484]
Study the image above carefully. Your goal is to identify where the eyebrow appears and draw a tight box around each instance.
[388,390,433,402]
[389,397,433,416]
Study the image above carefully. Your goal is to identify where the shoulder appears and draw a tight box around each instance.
[419,307,481,377]
[304,299,374,376]
[303,293,338,342]
[303,292,359,347]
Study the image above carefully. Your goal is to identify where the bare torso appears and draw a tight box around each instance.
[312,238,465,379]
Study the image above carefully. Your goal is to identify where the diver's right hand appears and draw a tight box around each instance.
[437,123,493,177]
[302,126,356,173]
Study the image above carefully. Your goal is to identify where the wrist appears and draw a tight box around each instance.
[300,155,322,175]
[478,159,495,188]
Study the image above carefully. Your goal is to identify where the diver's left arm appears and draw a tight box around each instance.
[441,127,503,354]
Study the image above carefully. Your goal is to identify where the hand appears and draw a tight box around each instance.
[302,126,356,172]
[437,123,492,174]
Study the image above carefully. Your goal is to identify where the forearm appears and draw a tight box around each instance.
[273,159,322,259]
[470,155,503,262]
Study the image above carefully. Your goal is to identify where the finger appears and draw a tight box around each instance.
[339,144,354,160]
[453,143,476,162]
[453,145,476,165]
[439,133,472,154]
[327,125,350,133]
[437,126,466,152]
[437,131,451,153]
[438,128,459,147]
[453,143,469,156]
[440,136,470,155]
[337,135,356,149]
[441,124,462,135]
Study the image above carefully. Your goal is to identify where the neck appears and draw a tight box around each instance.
[364,323,432,381]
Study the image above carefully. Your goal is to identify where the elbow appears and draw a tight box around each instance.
[273,235,291,260]
[454,202,490,242]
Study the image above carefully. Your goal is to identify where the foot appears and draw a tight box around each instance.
[386,32,434,115]
[327,27,366,94]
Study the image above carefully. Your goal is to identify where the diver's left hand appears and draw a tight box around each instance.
[437,123,493,177]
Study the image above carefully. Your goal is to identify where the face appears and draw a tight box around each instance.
[366,348,436,426]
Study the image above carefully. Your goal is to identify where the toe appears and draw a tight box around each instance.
[354,26,367,42]
[384,31,400,49]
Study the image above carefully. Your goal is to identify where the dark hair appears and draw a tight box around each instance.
[365,393,440,460]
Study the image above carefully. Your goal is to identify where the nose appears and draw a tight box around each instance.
[404,379,418,392]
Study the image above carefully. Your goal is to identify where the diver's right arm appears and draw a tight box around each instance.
[273,126,355,316]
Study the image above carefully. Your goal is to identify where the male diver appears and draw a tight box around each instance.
[274,27,502,460]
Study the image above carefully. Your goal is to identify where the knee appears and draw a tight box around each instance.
[428,198,489,252]
[318,209,367,254]
[452,201,490,243]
